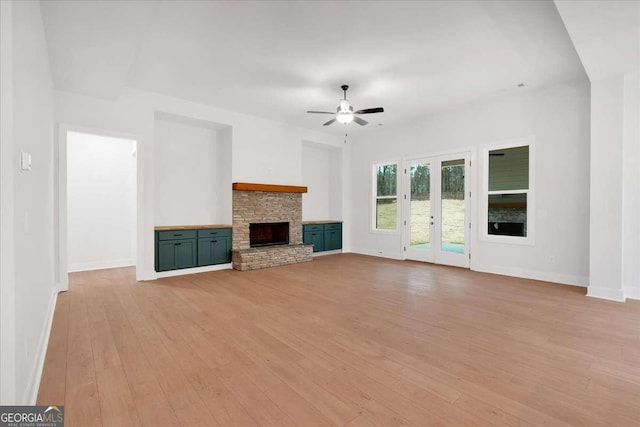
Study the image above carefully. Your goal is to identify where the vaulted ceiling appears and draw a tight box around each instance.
[40,0,588,132]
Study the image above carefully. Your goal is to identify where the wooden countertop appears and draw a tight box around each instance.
[154,224,232,231]
[302,220,343,225]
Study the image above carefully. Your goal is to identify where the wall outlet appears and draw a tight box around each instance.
[548,255,555,264]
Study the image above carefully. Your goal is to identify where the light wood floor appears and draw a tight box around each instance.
[38,254,640,426]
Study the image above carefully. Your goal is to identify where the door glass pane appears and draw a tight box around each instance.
[409,163,430,249]
[441,159,465,254]
[488,193,527,236]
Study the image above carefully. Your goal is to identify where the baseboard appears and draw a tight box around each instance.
[23,287,58,404]
[587,286,626,302]
[68,258,134,272]
[350,248,404,260]
[153,263,232,279]
[624,286,640,300]
[312,250,342,257]
[472,263,588,288]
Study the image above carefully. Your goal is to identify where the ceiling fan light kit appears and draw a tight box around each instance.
[307,84,384,127]
[336,111,354,124]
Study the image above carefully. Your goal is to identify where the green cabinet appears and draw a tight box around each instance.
[303,223,342,253]
[324,224,342,251]
[197,228,232,266]
[156,231,197,271]
[155,227,231,272]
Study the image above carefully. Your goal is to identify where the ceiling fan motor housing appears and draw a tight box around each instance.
[306,84,383,126]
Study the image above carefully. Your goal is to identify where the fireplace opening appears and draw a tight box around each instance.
[250,222,289,247]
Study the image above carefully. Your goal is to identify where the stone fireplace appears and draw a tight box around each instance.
[232,183,313,271]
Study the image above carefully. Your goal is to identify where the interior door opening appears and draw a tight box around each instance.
[404,152,470,268]
[62,129,138,283]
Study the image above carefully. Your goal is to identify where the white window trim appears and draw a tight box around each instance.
[371,160,400,234]
[480,136,535,246]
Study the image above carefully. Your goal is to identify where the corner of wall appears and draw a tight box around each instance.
[586,286,626,303]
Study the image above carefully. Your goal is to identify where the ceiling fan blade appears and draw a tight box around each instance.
[353,116,368,126]
[307,110,335,114]
[323,118,337,126]
[354,107,384,114]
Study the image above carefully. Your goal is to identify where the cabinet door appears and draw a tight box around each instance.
[197,238,215,266]
[304,231,324,252]
[158,240,178,271]
[324,228,342,251]
[198,237,231,266]
[175,238,197,269]
[213,237,231,264]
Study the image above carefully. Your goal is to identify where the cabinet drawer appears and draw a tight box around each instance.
[157,230,197,241]
[197,228,232,238]
[324,223,342,231]
[303,224,323,232]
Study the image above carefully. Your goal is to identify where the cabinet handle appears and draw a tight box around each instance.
[175,243,182,246]
[211,240,217,243]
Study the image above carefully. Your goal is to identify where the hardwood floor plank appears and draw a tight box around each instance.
[114,279,222,426]
[62,276,102,427]
[37,291,70,405]
[98,282,180,427]
[37,255,640,426]
[83,278,142,427]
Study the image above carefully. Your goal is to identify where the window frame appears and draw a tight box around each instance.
[371,160,400,233]
[480,137,535,245]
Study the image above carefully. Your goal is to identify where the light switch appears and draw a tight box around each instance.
[20,151,31,171]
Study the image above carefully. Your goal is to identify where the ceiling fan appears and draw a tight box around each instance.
[307,85,384,126]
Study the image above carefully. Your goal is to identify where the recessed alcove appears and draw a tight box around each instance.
[153,111,232,226]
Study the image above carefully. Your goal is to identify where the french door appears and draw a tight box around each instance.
[403,152,470,268]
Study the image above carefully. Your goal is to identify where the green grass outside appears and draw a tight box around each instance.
[377,199,465,245]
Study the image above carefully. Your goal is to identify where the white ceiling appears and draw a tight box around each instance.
[554,0,639,81]
[40,0,587,133]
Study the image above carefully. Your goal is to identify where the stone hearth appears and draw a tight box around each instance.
[232,183,312,271]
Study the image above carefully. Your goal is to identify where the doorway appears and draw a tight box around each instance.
[59,128,138,289]
[403,152,470,268]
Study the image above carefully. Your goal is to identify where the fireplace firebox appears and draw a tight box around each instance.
[250,222,289,247]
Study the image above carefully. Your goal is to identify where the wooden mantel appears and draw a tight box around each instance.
[232,182,308,193]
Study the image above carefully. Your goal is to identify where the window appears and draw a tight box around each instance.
[483,142,533,243]
[373,163,398,230]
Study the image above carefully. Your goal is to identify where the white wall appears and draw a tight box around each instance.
[154,118,227,225]
[589,77,625,301]
[0,0,16,405]
[0,0,57,404]
[67,131,136,271]
[301,142,343,221]
[350,79,591,286]
[587,71,639,302]
[54,88,344,280]
[622,71,640,299]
